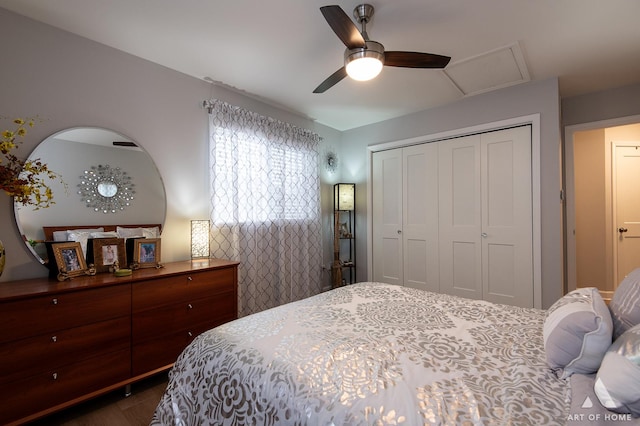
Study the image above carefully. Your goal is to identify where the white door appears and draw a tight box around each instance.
[403,143,439,291]
[481,126,533,307]
[372,149,403,285]
[373,126,533,306]
[439,134,483,300]
[439,127,533,307]
[614,144,640,283]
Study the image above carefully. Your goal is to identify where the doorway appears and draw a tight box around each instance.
[613,144,640,285]
[565,116,640,301]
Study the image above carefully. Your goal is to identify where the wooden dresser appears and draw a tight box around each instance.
[0,259,238,425]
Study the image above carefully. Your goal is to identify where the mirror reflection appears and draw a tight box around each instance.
[98,182,118,197]
[14,127,166,263]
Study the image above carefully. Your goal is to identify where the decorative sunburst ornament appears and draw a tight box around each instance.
[78,164,135,213]
[325,148,338,173]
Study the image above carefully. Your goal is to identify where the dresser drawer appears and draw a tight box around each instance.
[0,348,131,425]
[0,284,131,344]
[0,316,131,384]
[133,291,236,343]
[132,320,220,376]
[133,267,236,312]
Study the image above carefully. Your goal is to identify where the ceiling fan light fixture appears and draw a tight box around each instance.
[345,41,384,81]
[314,4,450,93]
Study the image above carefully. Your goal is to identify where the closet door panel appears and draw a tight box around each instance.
[481,126,533,307]
[439,135,482,299]
[372,149,403,285]
[372,125,533,307]
[403,143,439,292]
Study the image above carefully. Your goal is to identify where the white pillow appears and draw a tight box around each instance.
[543,287,613,378]
[52,227,104,241]
[141,226,160,239]
[117,226,143,239]
[52,231,68,241]
[90,231,119,239]
[66,231,92,257]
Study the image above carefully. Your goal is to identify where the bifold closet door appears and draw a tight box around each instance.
[481,126,532,307]
[372,149,403,285]
[438,135,483,300]
[439,126,533,307]
[372,144,439,291]
[402,143,439,291]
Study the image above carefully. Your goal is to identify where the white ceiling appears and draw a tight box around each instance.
[1,0,639,131]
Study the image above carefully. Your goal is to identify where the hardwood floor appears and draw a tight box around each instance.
[30,373,168,426]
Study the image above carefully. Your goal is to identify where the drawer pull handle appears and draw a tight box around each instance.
[188,331,193,337]
[52,373,58,380]
[52,298,58,305]
[188,303,193,309]
[187,276,193,282]
[51,336,57,343]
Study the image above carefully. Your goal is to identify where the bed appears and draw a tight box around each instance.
[152,282,573,424]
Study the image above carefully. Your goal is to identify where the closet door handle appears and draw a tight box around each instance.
[481,233,488,238]
[397,230,402,234]
[619,227,628,233]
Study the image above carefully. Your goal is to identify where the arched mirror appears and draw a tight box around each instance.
[14,127,166,263]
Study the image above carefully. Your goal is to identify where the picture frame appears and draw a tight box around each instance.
[125,237,144,267]
[89,238,126,273]
[52,242,88,278]
[133,238,161,268]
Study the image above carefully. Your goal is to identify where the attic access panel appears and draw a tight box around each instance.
[443,43,530,97]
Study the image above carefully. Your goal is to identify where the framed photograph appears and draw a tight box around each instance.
[133,238,161,268]
[90,238,126,273]
[52,242,88,278]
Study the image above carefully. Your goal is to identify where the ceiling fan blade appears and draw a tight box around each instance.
[313,67,348,93]
[320,5,366,49]
[384,51,451,69]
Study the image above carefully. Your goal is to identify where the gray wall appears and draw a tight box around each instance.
[563,91,640,295]
[3,7,639,308]
[16,139,164,242]
[343,78,563,308]
[562,83,640,128]
[0,8,340,282]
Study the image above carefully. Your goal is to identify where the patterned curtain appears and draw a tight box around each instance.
[208,99,323,317]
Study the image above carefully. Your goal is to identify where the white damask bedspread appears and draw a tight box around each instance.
[151,282,569,425]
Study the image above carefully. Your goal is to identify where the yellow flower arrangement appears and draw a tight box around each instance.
[0,117,64,209]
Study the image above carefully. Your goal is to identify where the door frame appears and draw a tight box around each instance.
[612,142,640,288]
[563,114,640,296]
[367,113,542,308]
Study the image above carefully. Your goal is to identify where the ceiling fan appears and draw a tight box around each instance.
[313,4,451,93]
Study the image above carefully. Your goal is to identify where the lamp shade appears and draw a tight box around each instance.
[191,220,210,259]
[334,183,355,211]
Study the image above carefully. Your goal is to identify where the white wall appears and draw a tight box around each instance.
[0,8,340,282]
